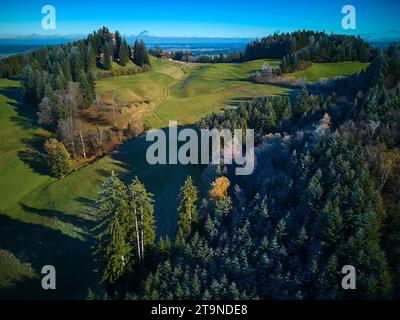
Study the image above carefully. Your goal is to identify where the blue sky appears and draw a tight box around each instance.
[0,0,399,37]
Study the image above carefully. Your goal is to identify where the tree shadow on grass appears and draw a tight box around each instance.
[0,85,51,176]
[18,149,48,176]
[19,204,94,229]
[0,213,98,299]
[18,132,50,176]
[75,197,97,210]
[107,128,206,237]
[229,96,255,107]
[0,86,38,130]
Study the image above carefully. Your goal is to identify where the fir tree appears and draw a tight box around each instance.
[113,31,122,60]
[176,176,199,246]
[127,177,156,263]
[80,72,96,108]
[103,48,112,70]
[86,43,96,70]
[119,39,130,66]
[94,172,131,284]
[294,86,309,118]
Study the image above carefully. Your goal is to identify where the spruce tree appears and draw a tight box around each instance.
[119,39,130,66]
[127,177,156,262]
[86,43,96,70]
[94,172,132,284]
[176,176,199,246]
[80,72,95,108]
[102,216,131,284]
[133,40,140,66]
[294,86,309,118]
[103,48,112,70]
[133,40,150,67]
[113,31,122,60]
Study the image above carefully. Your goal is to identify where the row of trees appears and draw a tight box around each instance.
[148,30,375,69]
[92,170,233,293]
[94,173,156,290]
[132,40,151,67]
[93,173,209,296]
[168,51,244,63]
[197,95,293,136]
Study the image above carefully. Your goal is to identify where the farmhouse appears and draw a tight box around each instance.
[158,51,172,60]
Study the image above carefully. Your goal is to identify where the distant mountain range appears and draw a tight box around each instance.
[362,30,400,42]
[0,31,252,45]
[1,30,400,44]
[0,30,399,59]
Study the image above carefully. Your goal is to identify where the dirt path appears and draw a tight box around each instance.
[127,66,189,127]
[158,77,176,106]
[151,66,188,122]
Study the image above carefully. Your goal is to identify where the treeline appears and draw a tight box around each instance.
[162,50,244,63]
[244,30,375,73]
[198,95,293,136]
[89,43,400,299]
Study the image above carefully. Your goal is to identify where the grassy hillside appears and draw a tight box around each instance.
[95,60,140,75]
[145,60,285,128]
[96,57,287,129]
[0,78,106,298]
[96,57,187,105]
[287,61,369,82]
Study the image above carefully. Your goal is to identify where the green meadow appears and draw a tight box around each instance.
[287,61,369,82]
[143,59,285,128]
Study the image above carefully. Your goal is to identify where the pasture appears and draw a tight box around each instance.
[287,61,369,82]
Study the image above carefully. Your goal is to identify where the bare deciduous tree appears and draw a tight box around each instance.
[37,96,54,126]
[79,129,87,159]
[120,96,127,114]
[93,95,104,114]
[111,93,117,127]
[93,127,104,156]
[57,116,77,158]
